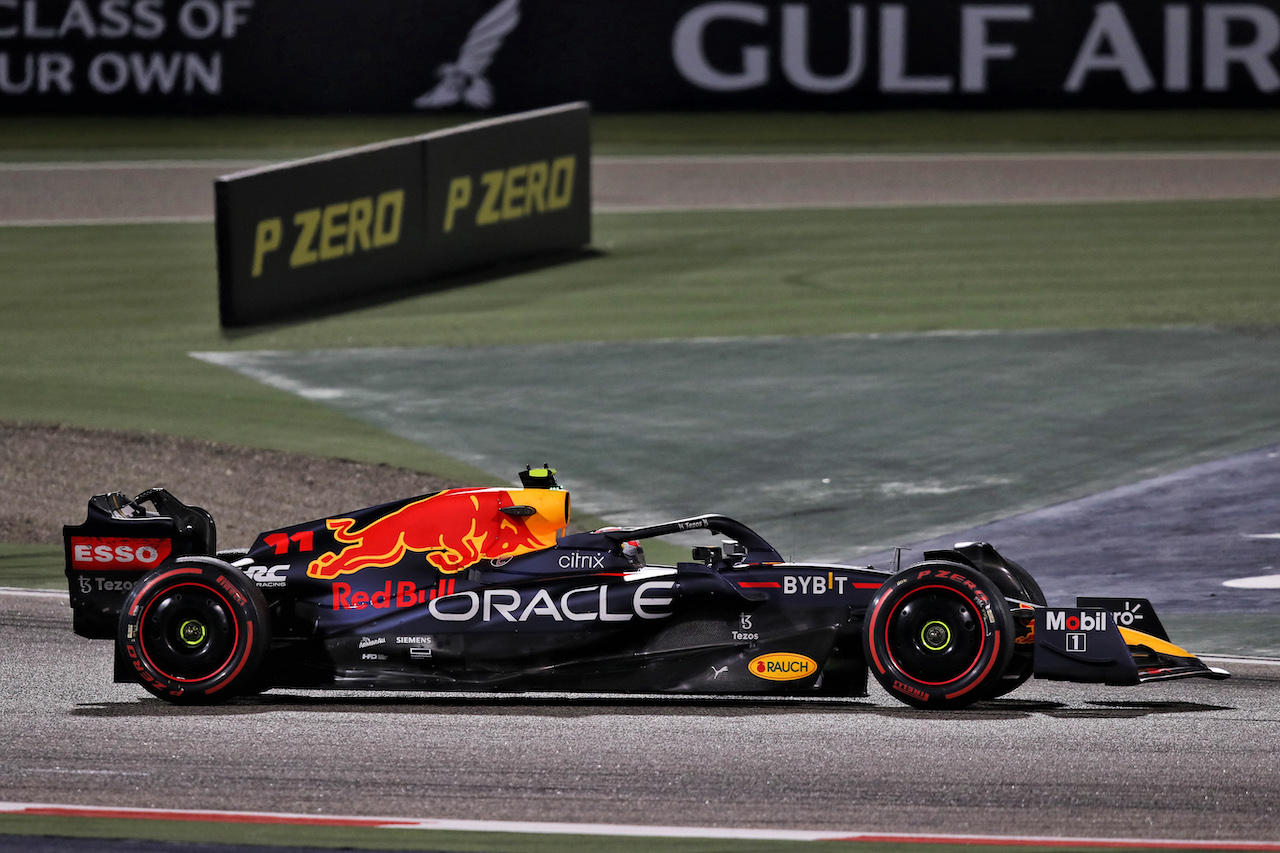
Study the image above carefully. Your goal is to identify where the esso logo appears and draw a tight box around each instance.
[70,537,172,570]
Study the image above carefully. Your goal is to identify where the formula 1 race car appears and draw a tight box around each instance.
[63,468,1228,707]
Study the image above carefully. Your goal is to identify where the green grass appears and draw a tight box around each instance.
[3,201,1279,466]
[0,545,63,589]
[3,111,1280,160]
[0,114,477,161]
[589,110,1280,153]
[0,221,491,481]
[353,201,1280,345]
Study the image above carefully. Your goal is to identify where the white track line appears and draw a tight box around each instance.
[2,802,1279,849]
[1200,655,1280,667]
[594,151,1280,164]
[0,587,66,599]
[0,160,266,171]
[0,216,214,227]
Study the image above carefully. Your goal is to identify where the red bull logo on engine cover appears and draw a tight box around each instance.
[307,487,568,579]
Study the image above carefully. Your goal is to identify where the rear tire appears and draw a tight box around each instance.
[864,561,1014,709]
[118,556,270,704]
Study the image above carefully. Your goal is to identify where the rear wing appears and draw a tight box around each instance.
[63,488,216,639]
[1032,598,1229,685]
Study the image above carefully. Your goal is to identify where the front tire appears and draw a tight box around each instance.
[118,557,270,704]
[980,556,1045,700]
[864,561,1014,709]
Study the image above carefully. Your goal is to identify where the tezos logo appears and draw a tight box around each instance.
[734,612,759,641]
[748,652,817,682]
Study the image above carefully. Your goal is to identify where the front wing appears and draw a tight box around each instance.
[1032,598,1229,685]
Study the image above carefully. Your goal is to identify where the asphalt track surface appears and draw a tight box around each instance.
[6,152,1280,224]
[4,152,1280,846]
[859,442,1280,616]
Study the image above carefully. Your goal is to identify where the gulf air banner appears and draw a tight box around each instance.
[2,0,1279,111]
[215,102,590,327]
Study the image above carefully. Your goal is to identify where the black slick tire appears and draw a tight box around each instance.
[864,561,1015,709]
[980,556,1045,700]
[117,556,270,704]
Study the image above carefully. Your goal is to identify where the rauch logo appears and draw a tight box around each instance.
[748,652,818,682]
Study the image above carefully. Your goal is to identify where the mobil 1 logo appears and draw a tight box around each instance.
[1032,606,1141,683]
[1042,608,1111,653]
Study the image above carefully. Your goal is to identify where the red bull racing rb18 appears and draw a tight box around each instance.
[63,467,1228,707]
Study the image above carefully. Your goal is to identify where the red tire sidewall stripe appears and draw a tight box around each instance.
[882,584,987,687]
[867,592,891,675]
[202,622,253,696]
[945,632,1002,701]
[128,567,202,618]
[136,580,243,687]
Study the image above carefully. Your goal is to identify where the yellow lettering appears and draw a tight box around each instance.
[373,190,404,247]
[319,202,348,261]
[547,156,575,210]
[501,164,527,220]
[444,176,471,233]
[525,161,548,214]
[476,170,503,226]
[346,197,373,253]
[251,217,281,277]
[290,209,320,268]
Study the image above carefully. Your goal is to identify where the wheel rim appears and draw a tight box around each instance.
[884,586,985,686]
[138,583,239,682]
[920,620,952,651]
[178,619,208,647]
